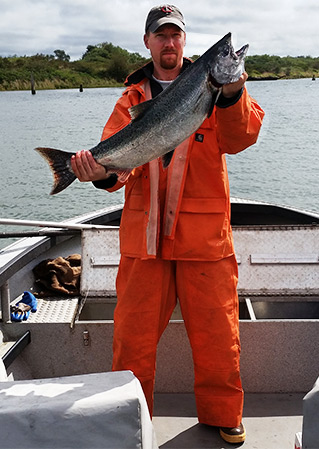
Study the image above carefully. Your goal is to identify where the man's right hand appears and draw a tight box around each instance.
[71,150,109,182]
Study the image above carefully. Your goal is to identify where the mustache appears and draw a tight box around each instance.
[161,51,178,56]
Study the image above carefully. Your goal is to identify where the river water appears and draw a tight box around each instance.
[0,78,318,249]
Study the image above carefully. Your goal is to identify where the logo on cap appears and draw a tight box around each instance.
[161,6,174,14]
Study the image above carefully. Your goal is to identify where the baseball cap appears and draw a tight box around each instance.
[145,5,185,33]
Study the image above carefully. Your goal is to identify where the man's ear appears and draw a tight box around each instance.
[144,34,150,49]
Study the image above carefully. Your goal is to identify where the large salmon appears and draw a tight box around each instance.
[35,33,248,194]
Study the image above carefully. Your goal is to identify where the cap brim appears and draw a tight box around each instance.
[148,17,185,33]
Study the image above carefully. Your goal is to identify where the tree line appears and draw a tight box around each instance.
[0,42,318,91]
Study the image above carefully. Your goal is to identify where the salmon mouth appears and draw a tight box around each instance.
[220,39,248,62]
[235,44,249,59]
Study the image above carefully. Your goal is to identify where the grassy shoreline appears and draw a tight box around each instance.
[0,72,317,92]
[0,78,124,91]
[1,47,318,92]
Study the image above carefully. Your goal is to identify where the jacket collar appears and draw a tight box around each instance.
[124,58,192,87]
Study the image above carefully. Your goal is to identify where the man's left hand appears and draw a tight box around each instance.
[222,71,248,98]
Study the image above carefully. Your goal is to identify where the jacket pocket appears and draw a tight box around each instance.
[128,194,144,211]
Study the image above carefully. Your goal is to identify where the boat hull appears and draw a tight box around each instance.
[1,200,319,394]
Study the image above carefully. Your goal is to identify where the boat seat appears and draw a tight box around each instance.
[0,370,158,449]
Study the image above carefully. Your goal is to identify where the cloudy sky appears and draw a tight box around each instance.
[1,0,318,61]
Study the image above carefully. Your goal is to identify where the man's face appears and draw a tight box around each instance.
[144,24,186,71]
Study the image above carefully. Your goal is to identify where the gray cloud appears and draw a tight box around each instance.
[0,0,317,60]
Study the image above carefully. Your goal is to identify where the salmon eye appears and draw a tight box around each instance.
[221,45,230,57]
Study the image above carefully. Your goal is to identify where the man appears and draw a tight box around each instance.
[71,5,264,444]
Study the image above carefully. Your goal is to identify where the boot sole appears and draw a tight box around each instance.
[219,427,246,444]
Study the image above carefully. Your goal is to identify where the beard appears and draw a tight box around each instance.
[160,53,178,69]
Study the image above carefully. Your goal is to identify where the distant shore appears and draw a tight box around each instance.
[0,45,317,91]
[0,74,316,92]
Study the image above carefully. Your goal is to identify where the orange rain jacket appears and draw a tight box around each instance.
[99,64,264,261]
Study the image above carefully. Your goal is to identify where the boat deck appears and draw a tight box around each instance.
[153,392,303,448]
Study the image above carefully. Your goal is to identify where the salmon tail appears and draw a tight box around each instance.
[35,147,76,195]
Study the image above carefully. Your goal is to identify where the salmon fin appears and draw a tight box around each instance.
[161,150,175,169]
[35,147,76,195]
[115,169,132,183]
[129,99,153,121]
